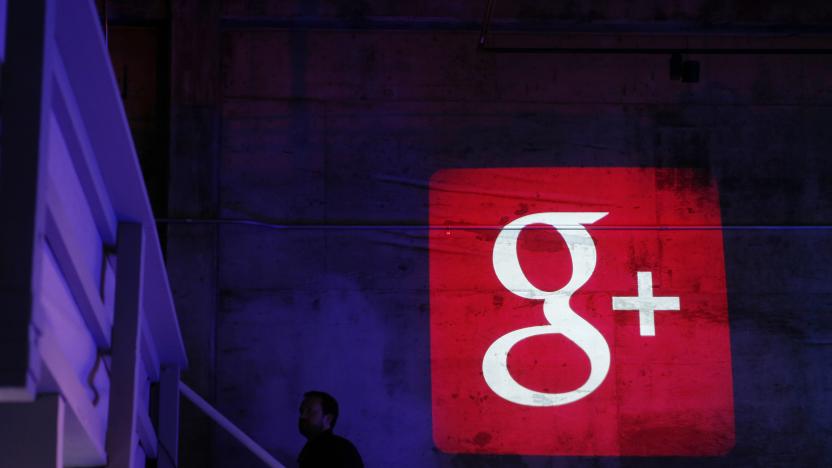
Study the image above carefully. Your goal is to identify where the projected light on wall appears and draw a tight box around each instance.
[430,168,734,456]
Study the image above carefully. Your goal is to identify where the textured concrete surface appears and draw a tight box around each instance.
[156,1,832,467]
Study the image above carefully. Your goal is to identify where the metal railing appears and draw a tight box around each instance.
[179,382,286,468]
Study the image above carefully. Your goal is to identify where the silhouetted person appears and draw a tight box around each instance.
[298,391,364,468]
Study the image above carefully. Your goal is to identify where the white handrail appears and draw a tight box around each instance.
[179,381,286,468]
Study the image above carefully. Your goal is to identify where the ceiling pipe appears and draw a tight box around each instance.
[478,0,832,54]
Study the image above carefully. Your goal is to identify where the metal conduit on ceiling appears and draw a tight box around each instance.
[477,0,832,54]
[212,0,832,55]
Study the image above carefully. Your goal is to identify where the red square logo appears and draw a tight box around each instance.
[430,168,734,456]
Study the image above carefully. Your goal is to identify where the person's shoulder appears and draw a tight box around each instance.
[330,433,363,467]
[330,433,359,450]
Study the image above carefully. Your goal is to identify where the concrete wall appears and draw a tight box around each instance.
[159,1,832,466]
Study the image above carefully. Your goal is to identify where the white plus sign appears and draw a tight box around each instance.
[612,271,680,336]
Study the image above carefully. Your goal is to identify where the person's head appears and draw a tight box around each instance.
[298,391,339,439]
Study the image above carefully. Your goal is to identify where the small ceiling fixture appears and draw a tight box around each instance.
[670,53,700,83]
